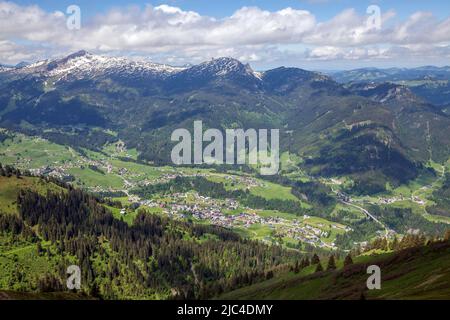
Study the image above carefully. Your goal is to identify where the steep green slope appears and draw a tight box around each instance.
[0,175,64,214]
[0,171,302,299]
[220,241,450,300]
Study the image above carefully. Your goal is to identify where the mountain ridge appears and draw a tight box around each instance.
[1,52,450,189]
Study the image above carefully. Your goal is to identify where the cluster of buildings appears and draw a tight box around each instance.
[142,191,345,249]
[222,174,264,189]
[29,166,74,182]
[7,136,351,250]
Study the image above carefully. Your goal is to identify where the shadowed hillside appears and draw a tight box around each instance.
[220,241,450,300]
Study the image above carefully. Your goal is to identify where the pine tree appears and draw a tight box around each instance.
[89,281,101,298]
[343,254,353,267]
[311,253,320,264]
[294,261,300,274]
[304,257,310,267]
[390,236,398,251]
[417,234,426,247]
[380,238,388,251]
[327,255,336,270]
[315,263,323,273]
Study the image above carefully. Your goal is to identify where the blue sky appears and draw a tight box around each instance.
[12,0,450,20]
[2,1,450,69]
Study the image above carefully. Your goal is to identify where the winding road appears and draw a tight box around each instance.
[340,200,390,237]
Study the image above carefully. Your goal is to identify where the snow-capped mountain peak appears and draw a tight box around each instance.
[47,51,185,82]
[9,51,185,83]
[0,65,13,72]
[2,54,265,87]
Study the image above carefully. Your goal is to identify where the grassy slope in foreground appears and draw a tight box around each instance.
[0,175,64,214]
[220,241,450,300]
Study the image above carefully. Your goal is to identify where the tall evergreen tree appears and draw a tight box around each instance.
[294,261,300,274]
[311,254,320,265]
[390,236,398,251]
[343,254,353,267]
[315,263,323,273]
[326,255,336,270]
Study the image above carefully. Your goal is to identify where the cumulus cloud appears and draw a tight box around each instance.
[303,9,397,46]
[0,40,50,64]
[306,46,389,61]
[0,1,449,67]
[0,2,65,41]
[391,12,450,45]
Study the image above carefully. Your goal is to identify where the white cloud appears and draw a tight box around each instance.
[0,1,449,67]
[0,40,49,64]
[208,7,316,45]
[0,2,65,41]
[302,9,397,46]
[391,12,450,44]
[306,46,389,61]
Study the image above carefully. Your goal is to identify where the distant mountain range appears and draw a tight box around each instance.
[328,66,450,107]
[329,66,450,83]
[11,50,182,80]
[1,51,450,192]
[0,65,12,72]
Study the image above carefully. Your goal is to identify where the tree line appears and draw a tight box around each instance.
[16,187,303,299]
